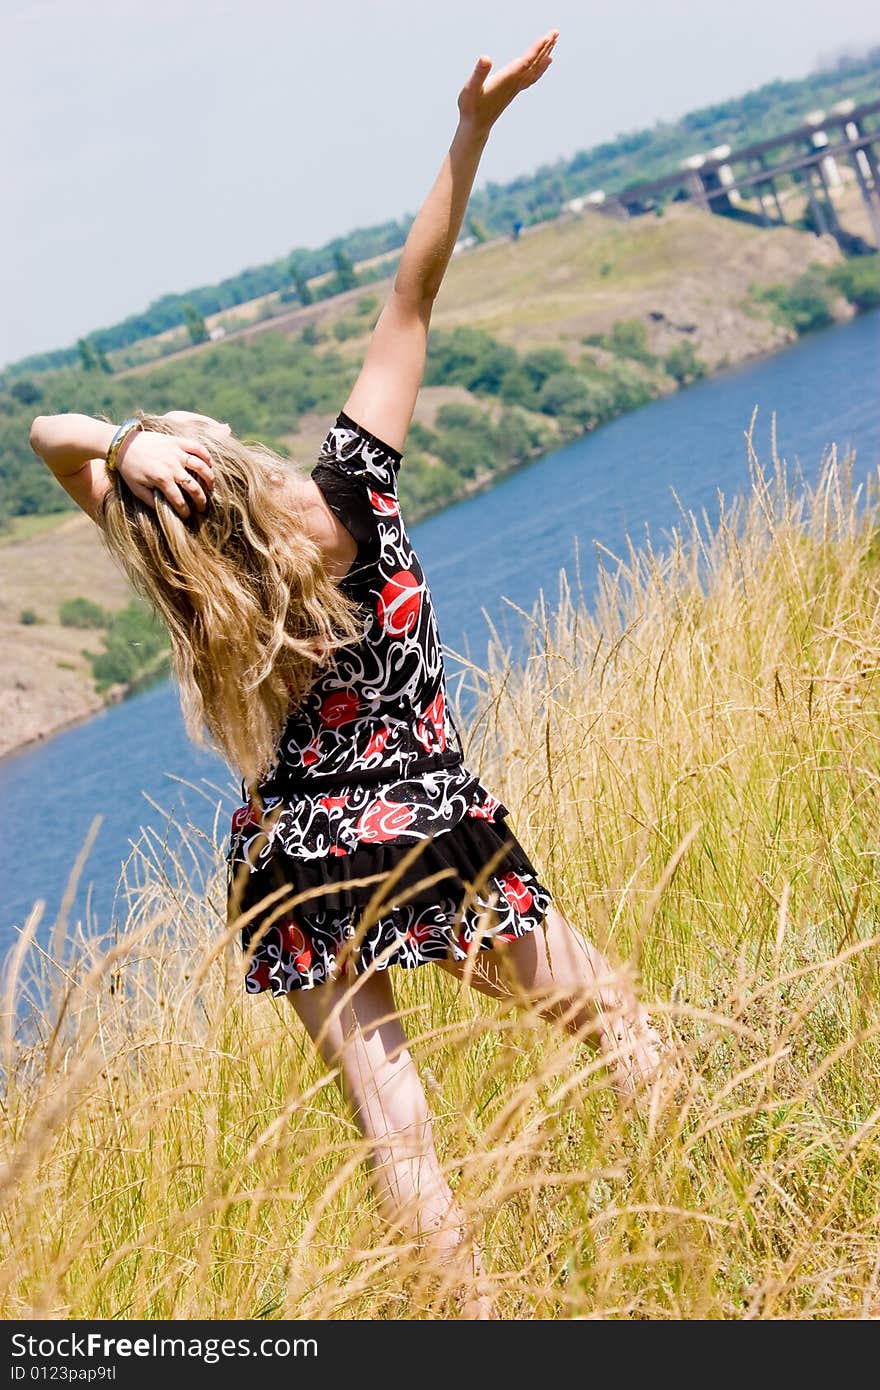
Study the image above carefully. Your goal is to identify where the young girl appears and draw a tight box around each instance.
[31,31,663,1310]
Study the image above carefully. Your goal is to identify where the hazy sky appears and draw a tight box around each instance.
[3,0,877,366]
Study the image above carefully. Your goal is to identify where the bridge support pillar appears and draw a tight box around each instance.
[802,173,831,236]
[754,186,773,225]
[844,122,880,248]
[681,163,711,212]
[812,161,842,235]
[806,119,843,189]
[752,154,786,224]
[768,178,786,224]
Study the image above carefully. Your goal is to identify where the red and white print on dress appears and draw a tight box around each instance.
[228,413,551,993]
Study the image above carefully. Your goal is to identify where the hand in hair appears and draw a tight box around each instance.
[162,410,232,439]
[116,430,214,519]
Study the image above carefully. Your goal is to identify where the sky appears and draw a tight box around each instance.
[3,0,878,367]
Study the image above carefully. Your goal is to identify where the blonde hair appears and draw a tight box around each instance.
[101,415,362,782]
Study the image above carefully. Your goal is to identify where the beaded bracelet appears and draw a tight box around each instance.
[106,417,143,473]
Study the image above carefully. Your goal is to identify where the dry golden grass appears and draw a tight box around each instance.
[3,438,880,1319]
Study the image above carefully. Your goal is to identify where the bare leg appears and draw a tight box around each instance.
[439,904,664,1095]
[288,967,490,1314]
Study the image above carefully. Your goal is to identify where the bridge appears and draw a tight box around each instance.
[580,97,880,250]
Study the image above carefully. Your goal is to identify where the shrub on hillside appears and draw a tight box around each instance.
[585,320,656,365]
[90,601,168,690]
[59,597,107,629]
[494,407,552,465]
[429,402,509,481]
[664,341,707,385]
[10,379,43,406]
[757,269,837,335]
[539,370,604,427]
[828,256,880,311]
[397,453,461,516]
[579,354,657,416]
[498,366,539,409]
[425,327,517,395]
[521,347,569,389]
[610,319,656,364]
[434,403,485,434]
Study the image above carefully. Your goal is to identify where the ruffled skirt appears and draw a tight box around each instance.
[228,812,552,995]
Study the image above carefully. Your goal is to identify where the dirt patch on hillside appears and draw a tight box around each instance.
[0,515,129,757]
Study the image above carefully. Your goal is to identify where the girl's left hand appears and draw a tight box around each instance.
[117,430,215,518]
[457,29,559,133]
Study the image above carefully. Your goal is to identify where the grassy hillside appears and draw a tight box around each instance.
[5,451,880,1317]
[284,208,861,510]
[6,47,877,377]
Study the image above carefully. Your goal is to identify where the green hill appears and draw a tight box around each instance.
[5,46,878,378]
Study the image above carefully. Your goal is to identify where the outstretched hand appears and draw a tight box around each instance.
[458,29,559,132]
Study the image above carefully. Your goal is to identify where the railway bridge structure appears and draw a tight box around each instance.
[581,97,880,249]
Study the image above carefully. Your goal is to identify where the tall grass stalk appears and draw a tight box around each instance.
[3,443,880,1319]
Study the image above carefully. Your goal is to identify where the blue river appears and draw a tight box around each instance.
[1,309,878,948]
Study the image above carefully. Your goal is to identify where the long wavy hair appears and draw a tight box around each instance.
[101,414,362,782]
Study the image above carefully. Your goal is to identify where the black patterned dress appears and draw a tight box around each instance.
[227,412,552,994]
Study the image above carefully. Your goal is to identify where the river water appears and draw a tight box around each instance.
[1,310,878,949]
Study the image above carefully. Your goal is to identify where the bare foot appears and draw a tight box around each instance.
[598,997,668,1098]
[461,1288,495,1319]
[422,1206,496,1319]
[459,1242,495,1319]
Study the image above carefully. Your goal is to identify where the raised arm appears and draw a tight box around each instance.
[343,29,558,453]
[29,411,217,522]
